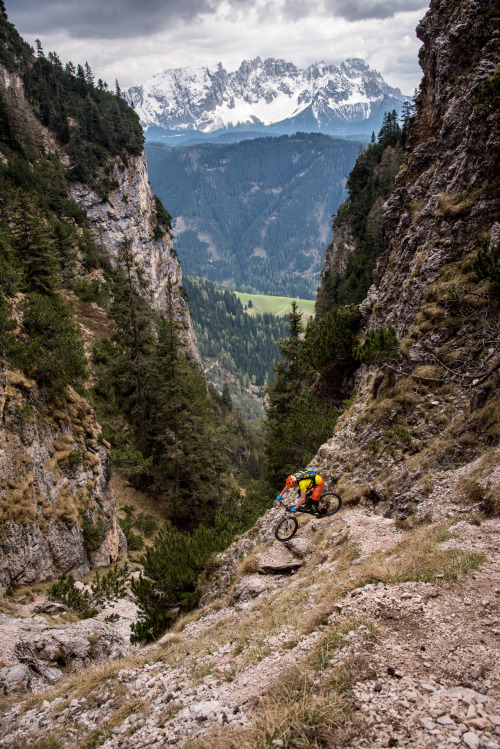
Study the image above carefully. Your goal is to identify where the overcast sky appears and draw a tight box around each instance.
[7,0,428,94]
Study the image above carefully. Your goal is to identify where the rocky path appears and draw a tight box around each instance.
[0,507,499,748]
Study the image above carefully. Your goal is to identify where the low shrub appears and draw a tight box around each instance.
[47,574,97,618]
[474,239,500,296]
[82,516,108,553]
[73,279,109,307]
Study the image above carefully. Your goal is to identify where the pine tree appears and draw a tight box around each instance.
[84,62,94,87]
[10,190,59,294]
[265,301,341,488]
[109,239,156,454]
[152,279,219,526]
[0,293,16,362]
[264,302,307,486]
[222,381,233,411]
[131,520,232,642]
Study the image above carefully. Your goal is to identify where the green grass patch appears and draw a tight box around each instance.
[234,292,315,319]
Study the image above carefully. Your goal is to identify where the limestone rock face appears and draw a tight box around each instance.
[312,0,500,518]
[367,0,500,335]
[69,153,200,362]
[0,368,126,587]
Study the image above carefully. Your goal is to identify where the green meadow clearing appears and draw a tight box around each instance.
[234,292,316,319]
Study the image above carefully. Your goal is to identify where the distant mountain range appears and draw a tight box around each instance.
[127,57,408,144]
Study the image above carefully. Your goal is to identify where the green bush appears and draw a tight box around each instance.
[117,506,145,550]
[68,450,83,466]
[90,564,129,603]
[16,293,87,392]
[474,239,500,296]
[82,516,108,553]
[304,306,358,373]
[353,326,399,365]
[118,516,144,551]
[47,574,97,618]
[73,279,109,307]
[135,513,159,538]
[131,521,233,642]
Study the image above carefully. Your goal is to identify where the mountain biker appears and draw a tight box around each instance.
[277,470,327,517]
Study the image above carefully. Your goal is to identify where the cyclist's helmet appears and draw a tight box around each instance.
[285,475,297,488]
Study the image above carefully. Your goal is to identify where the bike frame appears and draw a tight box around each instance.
[276,494,318,517]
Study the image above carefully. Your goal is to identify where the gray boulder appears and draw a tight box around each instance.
[23,619,128,667]
[33,601,69,615]
[233,574,284,602]
[0,664,31,693]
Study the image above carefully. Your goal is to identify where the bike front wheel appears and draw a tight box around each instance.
[274,514,298,541]
[321,492,342,516]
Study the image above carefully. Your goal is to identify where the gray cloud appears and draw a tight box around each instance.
[7,0,217,39]
[7,0,424,93]
[8,0,427,41]
[279,0,427,21]
[322,0,427,21]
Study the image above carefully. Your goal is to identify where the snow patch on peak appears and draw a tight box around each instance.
[127,57,407,134]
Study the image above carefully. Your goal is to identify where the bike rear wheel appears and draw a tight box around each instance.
[321,492,342,516]
[274,514,298,541]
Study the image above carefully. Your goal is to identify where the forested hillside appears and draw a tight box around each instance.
[263,110,414,485]
[146,133,361,299]
[183,276,289,421]
[315,108,414,316]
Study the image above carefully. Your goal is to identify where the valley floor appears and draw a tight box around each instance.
[0,478,499,748]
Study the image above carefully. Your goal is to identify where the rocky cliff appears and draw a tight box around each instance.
[313,0,500,519]
[69,154,200,363]
[0,367,125,588]
[0,53,197,586]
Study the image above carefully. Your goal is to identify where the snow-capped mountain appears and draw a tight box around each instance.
[127,57,408,141]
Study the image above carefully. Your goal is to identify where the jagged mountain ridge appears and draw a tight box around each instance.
[127,57,408,139]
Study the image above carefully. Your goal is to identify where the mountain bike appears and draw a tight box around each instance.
[274,490,342,541]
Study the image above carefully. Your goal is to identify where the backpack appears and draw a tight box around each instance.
[295,470,317,489]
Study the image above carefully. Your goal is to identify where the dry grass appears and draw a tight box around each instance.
[4,736,62,749]
[75,698,146,749]
[409,199,425,224]
[460,478,484,504]
[436,189,484,219]
[183,638,355,749]
[468,393,500,444]
[334,476,362,505]
[111,470,167,546]
[481,491,500,517]
[413,365,445,380]
[11,651,153,715]
[368,524,484,584]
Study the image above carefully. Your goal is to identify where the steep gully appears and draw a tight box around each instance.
[0,466,499,747]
